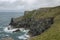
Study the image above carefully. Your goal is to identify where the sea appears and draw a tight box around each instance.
[0,12,30,40]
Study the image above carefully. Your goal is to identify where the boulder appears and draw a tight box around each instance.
[13,29,20,32]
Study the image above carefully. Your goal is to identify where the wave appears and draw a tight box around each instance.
[18,29,30,40]
[3,25,18,33]
[18,34,30,40]
[3,25,30,40]
[3,25,30,33]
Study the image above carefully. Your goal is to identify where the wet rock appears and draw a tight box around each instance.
[13,29,20,32]
[9,18,17,27]
[9,18,14,25]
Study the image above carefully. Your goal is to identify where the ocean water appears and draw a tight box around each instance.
[0,12,29,40]
[0,12,24,26]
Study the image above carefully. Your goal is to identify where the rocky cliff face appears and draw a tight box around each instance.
[9,6,60,37]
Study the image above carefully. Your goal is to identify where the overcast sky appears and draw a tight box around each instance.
[0,0,60,12]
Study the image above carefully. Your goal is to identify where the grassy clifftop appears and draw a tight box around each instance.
[15,6,60,22]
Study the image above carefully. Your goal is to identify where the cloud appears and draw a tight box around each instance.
[0,0,24,11]
[0,0,60,12]
[20,0,60,11]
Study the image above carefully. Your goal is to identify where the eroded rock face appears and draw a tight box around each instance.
[9,17,54,36]
[28,17,54,36]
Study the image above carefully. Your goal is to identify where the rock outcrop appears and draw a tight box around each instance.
[9,17,54,36]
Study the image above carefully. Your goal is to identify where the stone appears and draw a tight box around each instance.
[13,29,20,32]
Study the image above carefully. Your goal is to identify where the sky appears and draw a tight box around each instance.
[0,0,60,12]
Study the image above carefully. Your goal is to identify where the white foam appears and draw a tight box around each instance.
[18,34,30,40]
[3,25,30,33]
[18,32,30,40]
[18,35,27,40]
[3,26,18,33]
[19,28,30,33]
[24,34,30,38]
[5,35,9,37]
[19,28,25,32]
[16,28,30,40]
[3,25,30,40]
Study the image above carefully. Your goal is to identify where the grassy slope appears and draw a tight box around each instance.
[30,6,60,40]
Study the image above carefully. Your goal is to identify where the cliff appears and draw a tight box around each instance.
[9,6,60,40]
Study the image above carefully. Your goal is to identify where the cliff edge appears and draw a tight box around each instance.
[9,6,60,40]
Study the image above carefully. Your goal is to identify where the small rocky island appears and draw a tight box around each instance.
[8,6,58,37]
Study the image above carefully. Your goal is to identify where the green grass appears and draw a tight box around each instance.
[30,6,60,40]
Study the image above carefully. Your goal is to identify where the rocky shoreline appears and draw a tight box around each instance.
[8,6,60,39]
[2,6,60,40]
[3,25,30,40]
[9,14,54,37]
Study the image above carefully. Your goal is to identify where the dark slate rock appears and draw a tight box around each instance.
[9,17,54,36]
